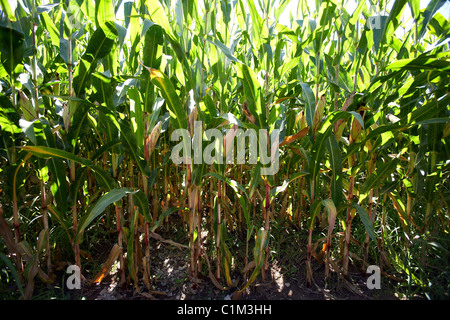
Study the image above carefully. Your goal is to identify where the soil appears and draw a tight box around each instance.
[75,230,403,301]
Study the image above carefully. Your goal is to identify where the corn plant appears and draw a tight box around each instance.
[0,0,449,300]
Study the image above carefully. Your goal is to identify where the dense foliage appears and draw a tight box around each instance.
[0,0,449,300]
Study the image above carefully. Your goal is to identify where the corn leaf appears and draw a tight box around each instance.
[76,188,137,242]
[20,145,116,191]
[361,158,399,195]
[352,203,375,241]
[148,68,188,130]
[73,21,117,97]
[418,0,447,41]
[0,252,24,298]
[326,135,343,206]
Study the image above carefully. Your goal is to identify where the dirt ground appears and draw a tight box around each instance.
[77,233,404,301]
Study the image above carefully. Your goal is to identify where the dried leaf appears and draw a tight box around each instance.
[0,208,18,257]
[140,292,156,300]
[242,260,256,273]
[279,127,309,147]
[242,102,256,124]
[92,244,121,284]
[232,291,243,300]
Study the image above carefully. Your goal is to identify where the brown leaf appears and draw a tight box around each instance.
[242,102,256,124]
[24,256,39,300]
[92,244,121,284]
[279,127,309,147]
[140,292,156,300]
[142,257,151,291]
[208,270,228,290]
[242,261,256,273]
[0,207,18,257]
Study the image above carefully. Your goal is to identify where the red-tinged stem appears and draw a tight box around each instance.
[70,160,80,270]
[343,159,355,277]
[306,227,313,287]
[115,205,125,287]
[31,22,39,117]
[196,187,202,275]
[41,180,51,275]
[380,193,387,273]
[364,155,376,271]
[216,180,221,280]
[262,181,270,281]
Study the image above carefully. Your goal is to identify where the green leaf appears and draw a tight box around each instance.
[95,0,115,32]
[132,190,152,224]
[383,0,408,45]
[17,91,37,121]
[408,0,420,20]
[204,35,242,64]
[348,0,365,26]
[91,72,115,110]
[246,0,263,50]
[309,111,356,191]
[0,252,24,298]
[278,56,301,80]
[361,158,399,195]
[0,25,24,77]
[409,93,450,124]
[20,145,116,191]
[326,135,343,206]
[308,198,323,229]
[418,0,447,41]
[90,139,121,161]
[221,112,248,129]
[249,163,261,199]
[150,206,187,232]
[117,118,150,176]
[372,16,389,55]
[128,5,141,72]
[237,64,266,128]
[68,167,87,210]
[270,171,309,201]
[76,188,137,242]
[96,105,150,177]
[73,21,118,97]
[23,120,69,213]
[300,82,315,130]
[203,172,247,197]
[40,12,60,47]
[352,203,375,241]
[47,157,68,214]
[145,0,175,41]
[141,24,164,113]
[47,205,72,242]
[386,52,450,73]
[148,68,188,130]
[128,87,143,148]
[0,0,16,21]
[239,227,269,292]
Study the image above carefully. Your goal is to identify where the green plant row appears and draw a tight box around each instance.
[0,0,449,299]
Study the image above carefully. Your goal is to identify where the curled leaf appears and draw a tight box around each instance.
[279,127,309,147]
[242,102,256,124]
[18,90,37,121]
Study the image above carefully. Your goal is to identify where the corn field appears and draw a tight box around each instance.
[0,0,449,300]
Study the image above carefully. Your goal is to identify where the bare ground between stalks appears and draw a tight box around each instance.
[74,236,404,301]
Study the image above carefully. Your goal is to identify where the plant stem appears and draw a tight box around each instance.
[40,180,51,275]
[262,181,270,281]
[343,155,355,277]
[216,179,221,280]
